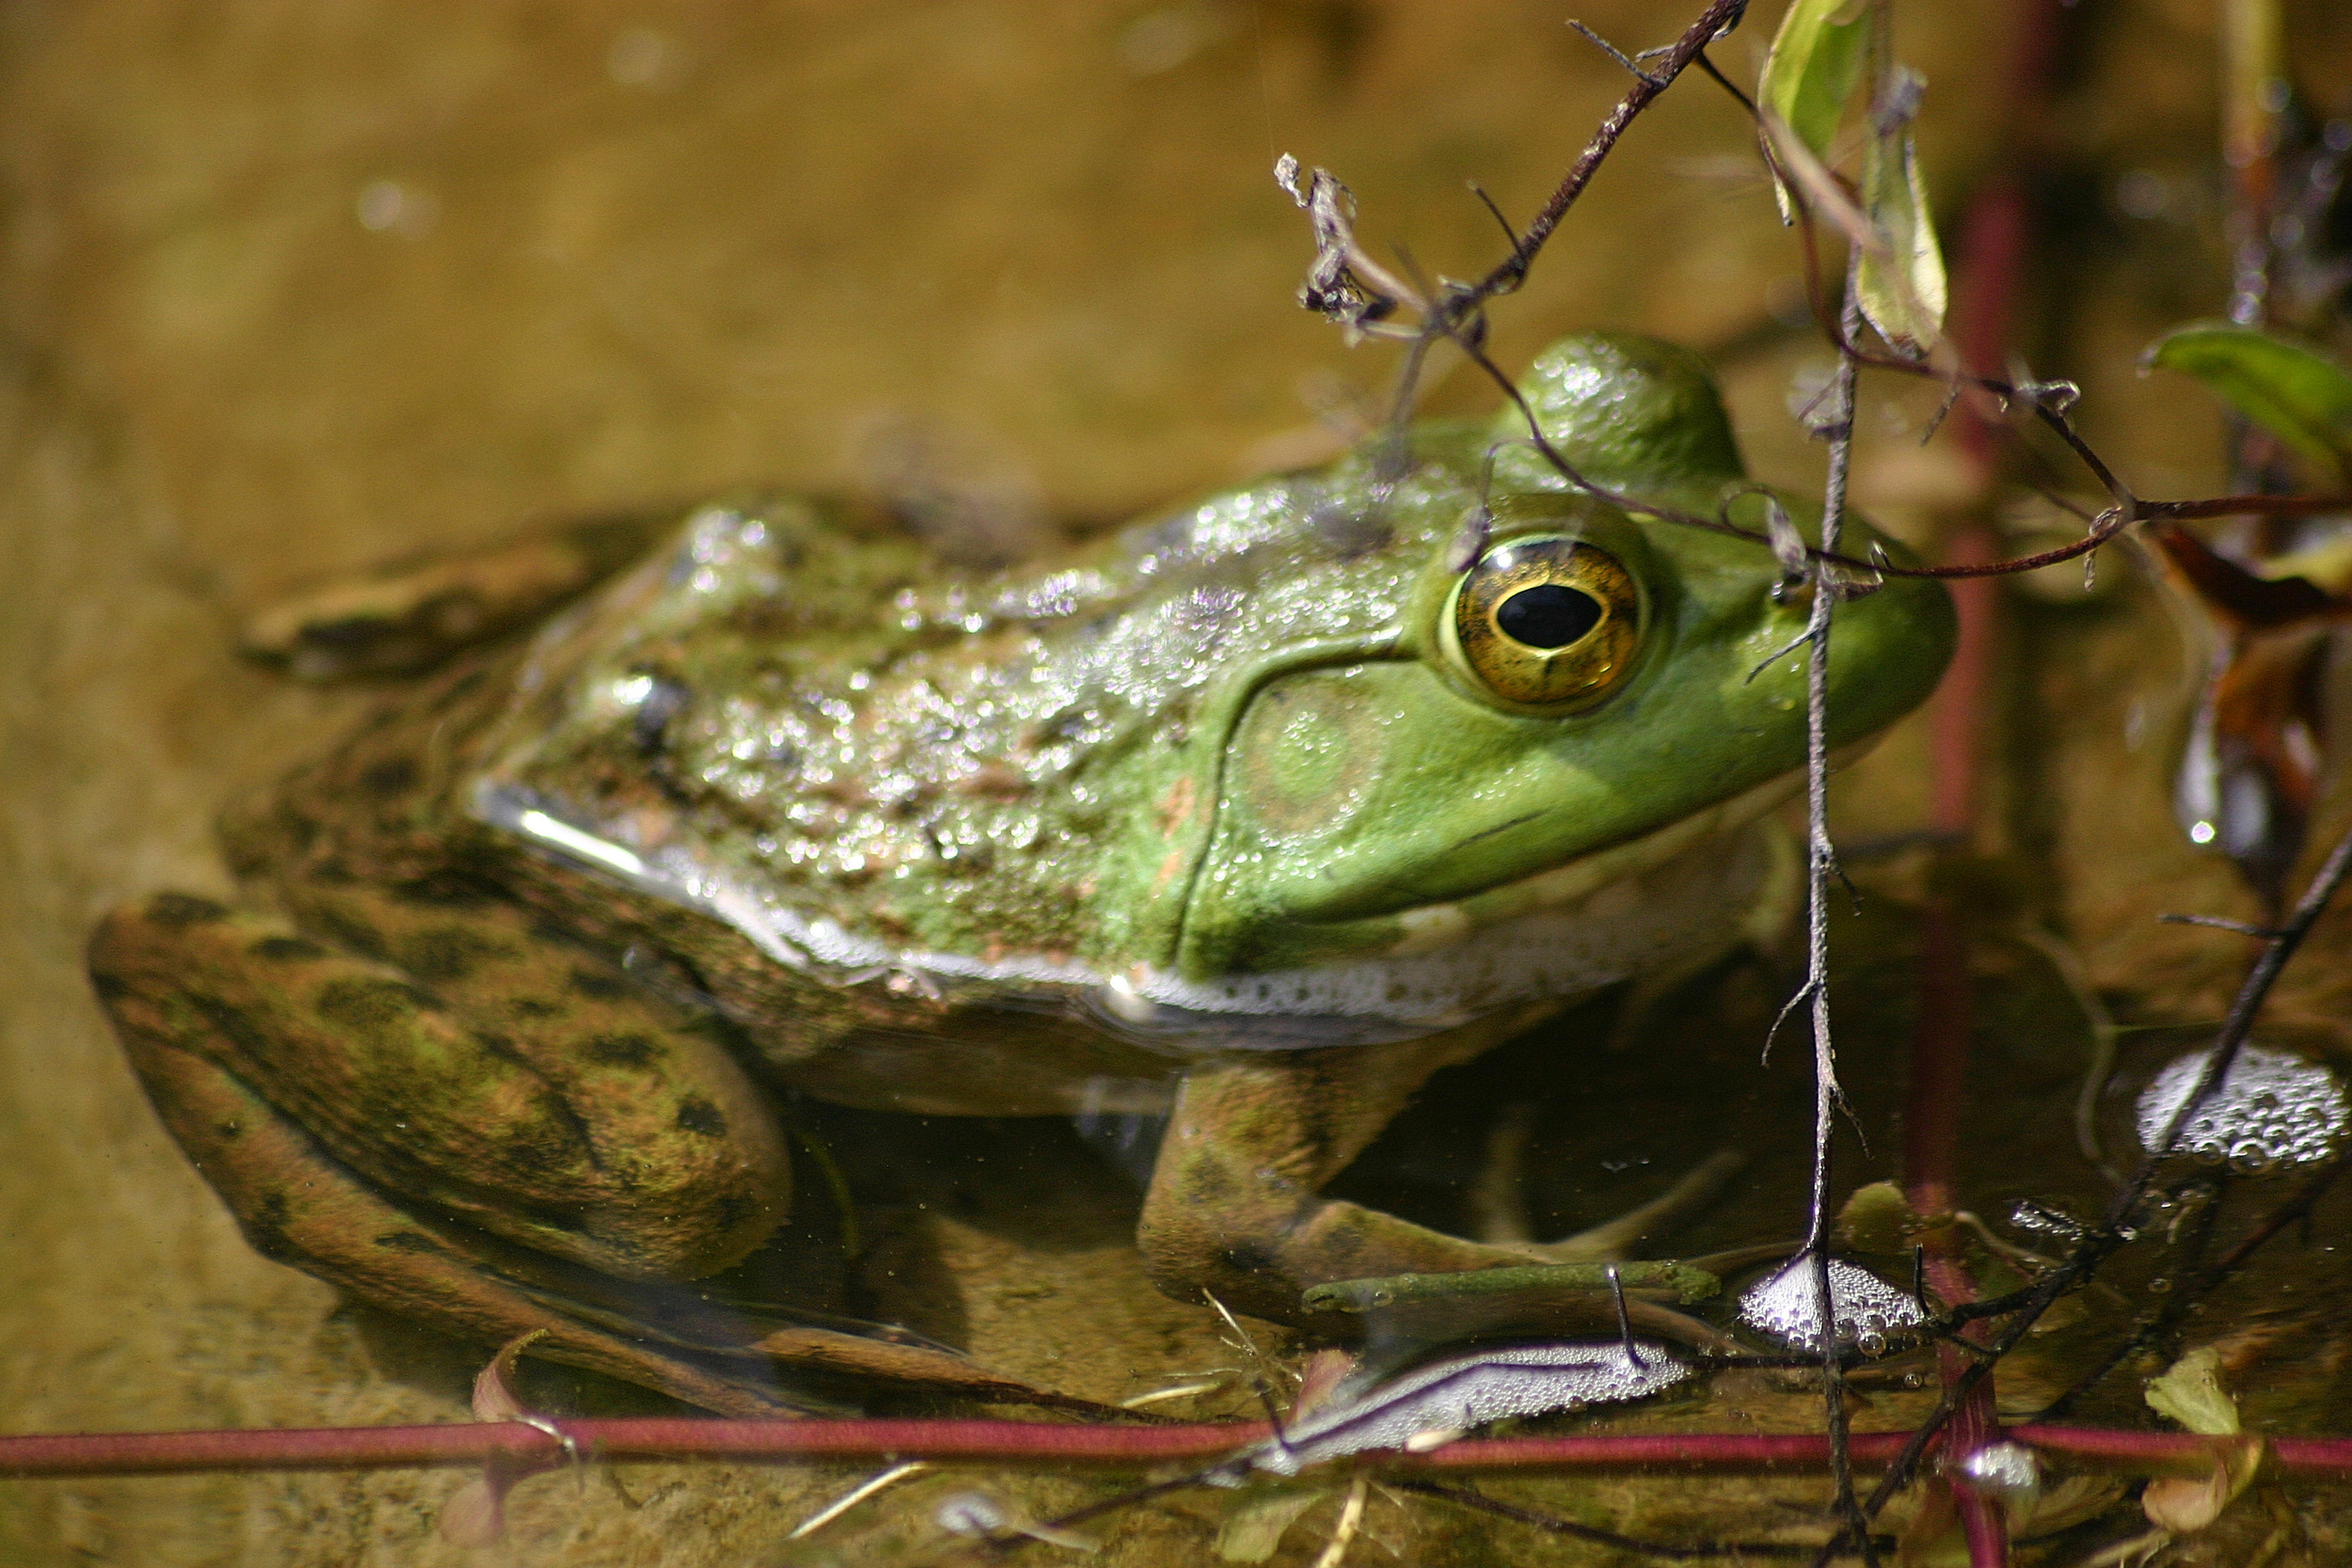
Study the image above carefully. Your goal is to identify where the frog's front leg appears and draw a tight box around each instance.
[1140,1036,1726,1347]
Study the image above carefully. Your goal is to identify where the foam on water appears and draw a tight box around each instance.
[2135,1044,2349,1171]
[1736,1257,1925,1354]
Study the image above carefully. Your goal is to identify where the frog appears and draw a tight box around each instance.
[87,332,1955,1416]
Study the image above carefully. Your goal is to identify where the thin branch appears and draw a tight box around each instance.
[1802,286,1881,1568]
[1470,0,1751,302]
[2032,1152,2346,1422]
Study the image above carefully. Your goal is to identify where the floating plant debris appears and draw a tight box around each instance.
[2135,1044,2349,1171]
[1249,1341,1690,1476]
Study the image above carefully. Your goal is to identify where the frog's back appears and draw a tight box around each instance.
[215,485,1358,1110]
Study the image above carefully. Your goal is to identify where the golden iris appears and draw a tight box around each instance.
[1447,536,1641,710]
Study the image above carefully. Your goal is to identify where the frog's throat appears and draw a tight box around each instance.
[1105,756,1813,1041]
[1376,757,1812,957]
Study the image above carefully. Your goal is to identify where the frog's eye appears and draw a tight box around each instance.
[1445,536,1642,710]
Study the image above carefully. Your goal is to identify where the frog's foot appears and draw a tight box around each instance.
[1524,1149,1751,1264]
[1138,1041,1735,1353]
[238,510,675,680]
[87,892,818,1413]
[1467,1098,1748,1261]
[1537,1148,1751,1262]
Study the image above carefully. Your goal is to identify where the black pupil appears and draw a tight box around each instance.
[1495,583,1603,648]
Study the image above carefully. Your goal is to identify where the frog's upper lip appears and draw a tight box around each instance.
[1375,743,1865,956]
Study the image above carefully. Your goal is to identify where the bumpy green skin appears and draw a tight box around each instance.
[461,331,1947,994]
[87,332,1956,1398]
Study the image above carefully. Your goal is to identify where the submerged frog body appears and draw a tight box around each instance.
[88,333,1954,1414]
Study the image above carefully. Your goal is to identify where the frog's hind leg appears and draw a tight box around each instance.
[87,890,816,1412]
[238,507,683,680]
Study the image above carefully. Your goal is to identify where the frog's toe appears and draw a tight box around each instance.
[1533,1148,1749,1264]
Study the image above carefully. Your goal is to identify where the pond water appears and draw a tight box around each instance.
[8,4,2352,1564]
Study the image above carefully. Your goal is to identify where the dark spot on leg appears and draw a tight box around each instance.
[374,1230,443,1254]
[148,893,230,927]
[214,1118,243,1140]
[269,801,321,857]
[675,1096,727,1137]
[501,1113,589,1179]
[680,1011,754,1052]
[471,1029,525,1064]
[509,996,564,1020]
[398,924,516,984]
[1176,1157,1233,1205]
[250,935,329,963]
[568,967,628,1000]
[359,756,420,797]
[243,1192,295,1260]
[188,994,272,1058]
[1217,1242,1279,1280]
[310,904,387,959]
[522,1094,601,1175]
[304,614,393,649]
[315,975,437,1032]
[88,970,130,1000]
[584,1032,659,1069]
[389,873,494,908]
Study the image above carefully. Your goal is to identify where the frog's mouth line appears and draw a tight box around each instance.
[478,736,1867,1046]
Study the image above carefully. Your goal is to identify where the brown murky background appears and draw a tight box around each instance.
[6,1,2352,1562]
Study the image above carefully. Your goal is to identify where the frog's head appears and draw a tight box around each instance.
[1140,332,1954,1026]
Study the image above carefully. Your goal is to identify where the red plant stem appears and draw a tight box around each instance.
[0,1418,2346,1482]
[1956,1485,2011,1568]
[0,1418,1269,1480]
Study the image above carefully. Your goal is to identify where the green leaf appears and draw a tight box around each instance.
[2146,322,2352,480]
[1853,126,1946,354]
[1760,0,1870,167]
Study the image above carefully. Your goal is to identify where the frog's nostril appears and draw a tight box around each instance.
[1496,584,1602,649]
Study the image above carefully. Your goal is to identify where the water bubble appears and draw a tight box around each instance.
[934,1492,1009,1538]
[1736,1258,1925,1354]
[2136,1045,2349,1170]
[1958,1440,2042,1499]
[2009,1199,2087,1241]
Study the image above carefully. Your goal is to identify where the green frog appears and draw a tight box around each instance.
[87,333,1954,1415]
